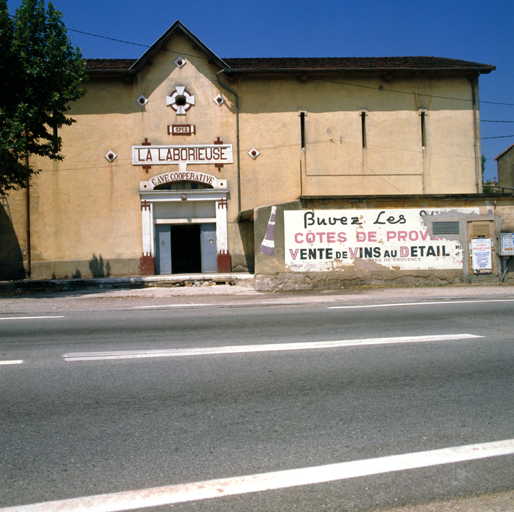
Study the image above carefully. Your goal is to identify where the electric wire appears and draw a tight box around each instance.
[313,77,514,107]
[67,28,149,49]
[61,25,514,109]
[5,18,512,166]
[7,14,514,111]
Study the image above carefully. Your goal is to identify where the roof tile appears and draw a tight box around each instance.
[86,59,136,70]
[223,56,495,71]
[85,56,495,73]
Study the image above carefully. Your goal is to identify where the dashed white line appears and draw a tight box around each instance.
[63,333,482,361]
[3,438,514,512]
[133,303,214,309]
[133,301,318,309]
[130,298,514,310]
[0,360,23,366]
[328,299,514,309]
[0,316,64,321]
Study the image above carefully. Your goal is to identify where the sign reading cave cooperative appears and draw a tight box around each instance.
[284,209,476,272]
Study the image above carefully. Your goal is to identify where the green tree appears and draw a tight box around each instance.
[0,0,86,195]
[481,154,495,194]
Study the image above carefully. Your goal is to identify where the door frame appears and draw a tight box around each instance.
[139,188,228,274]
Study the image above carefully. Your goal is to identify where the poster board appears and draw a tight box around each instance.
[471,238,492,273]
[500,233,514,256]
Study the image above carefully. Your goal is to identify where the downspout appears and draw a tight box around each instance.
[216,70,241,219]
[25,155,31,278]
[471,73,482,193]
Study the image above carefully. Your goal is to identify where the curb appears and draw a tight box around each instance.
[0,273,255,295]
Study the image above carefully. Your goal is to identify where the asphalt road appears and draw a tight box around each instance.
[1,288,514,511]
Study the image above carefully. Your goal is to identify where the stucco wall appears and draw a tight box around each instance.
[0,29,493,281]
[3,34,241,279]
[497,148,514,189]
[253,196,514,290]
[235,74,478,205]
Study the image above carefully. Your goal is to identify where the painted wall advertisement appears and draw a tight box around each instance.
[284,209,476,272]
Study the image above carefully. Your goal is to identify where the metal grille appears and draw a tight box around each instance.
[432,221,460,235]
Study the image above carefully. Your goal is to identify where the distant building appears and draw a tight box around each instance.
[3,21,514,287]
[495,144,514,190]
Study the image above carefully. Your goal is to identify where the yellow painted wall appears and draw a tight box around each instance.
[235,74,477,202]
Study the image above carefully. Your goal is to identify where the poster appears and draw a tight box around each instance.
[284,208,477,272]
[471,238,492,273]
[500,233,514,256]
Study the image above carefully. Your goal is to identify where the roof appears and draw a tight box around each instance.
[86,59,136,71]
[129,20,228,71]
[86,56,495,74]
[85,21,495,76]
[495,144,514,161]
[222,56,495,73]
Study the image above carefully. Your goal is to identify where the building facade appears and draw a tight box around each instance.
[3,21,512,288]
[496,144,514,191]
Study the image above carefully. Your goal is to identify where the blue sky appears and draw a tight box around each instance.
[8,0,514,181]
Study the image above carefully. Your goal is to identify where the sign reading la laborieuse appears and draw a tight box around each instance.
[132,144,233,166]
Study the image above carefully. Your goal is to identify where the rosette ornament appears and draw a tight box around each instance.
[166,86,195,115]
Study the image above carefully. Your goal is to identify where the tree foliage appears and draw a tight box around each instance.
[481,154,496,194]
[0,0,87,195]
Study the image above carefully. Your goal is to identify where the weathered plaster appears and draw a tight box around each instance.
[1,23,503,284]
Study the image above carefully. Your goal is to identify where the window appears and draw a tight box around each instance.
[299,110,307,149]
[359,109,367,149]
[419,108,428,148]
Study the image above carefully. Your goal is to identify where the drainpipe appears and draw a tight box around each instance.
[216,70,241,219]
[25,155,31,278]
[471,73,482,193]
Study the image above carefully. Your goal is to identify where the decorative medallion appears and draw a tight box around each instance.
[137,95,148,106]
[174,56,186,68]
[248,147,260,160]
[166,86,195,115]
[105,151,117,163]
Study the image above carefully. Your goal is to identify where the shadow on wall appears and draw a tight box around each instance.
[89,254,111,277]
[238,220,255,273]
[0,201,25,281]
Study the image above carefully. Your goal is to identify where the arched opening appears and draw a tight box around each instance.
[154,181,213,191]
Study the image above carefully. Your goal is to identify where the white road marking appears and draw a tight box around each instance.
[329,299,514,309]
[133,298,514,310]
[133,301,320,309]
[0,316,64,321]
[3,438,514,512]
[0,360,23,366]
[63,333,482,361]
[133,303,215,309]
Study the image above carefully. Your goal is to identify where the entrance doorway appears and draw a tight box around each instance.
[155,223,217,274]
